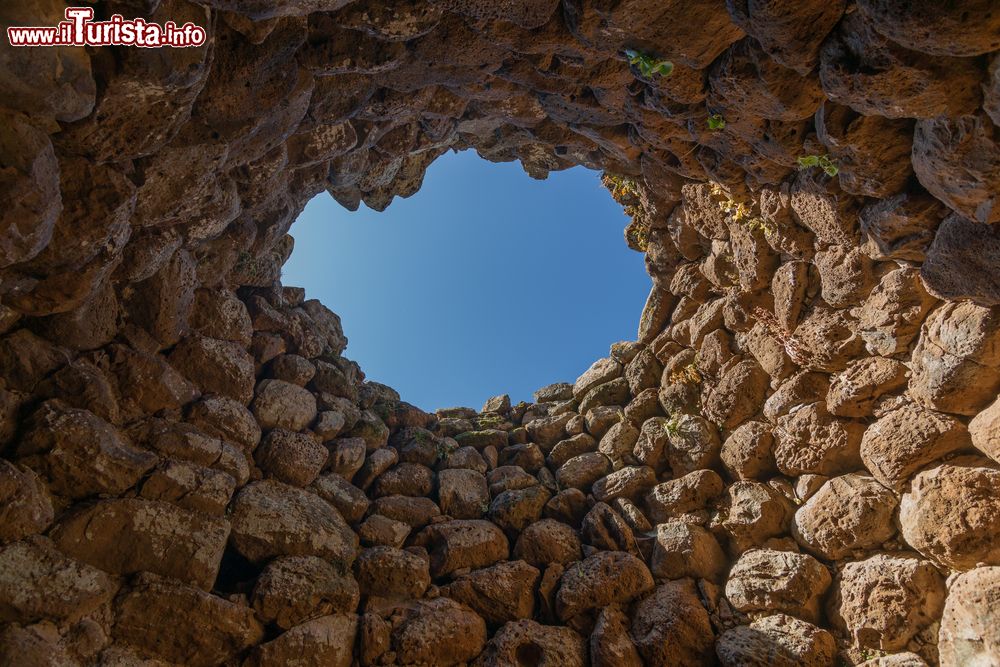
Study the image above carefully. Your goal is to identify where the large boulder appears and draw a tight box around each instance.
[630,579,715,666]
[909,303,1000,416]
[51,498,229,590]
[17,400,157,500]
[938,566,1000,667]
[828,553,945,654]
[0,536,117,624]
[860,403,970,491]
[716,614,836,667]
[251,555,360,630]
[113,573,265,666]
[473,619,587,667]
[556,551,654,621]
[725,549,832,623]
[898,461,1000,570]
[792,474,897,560]
[230,480,358,566]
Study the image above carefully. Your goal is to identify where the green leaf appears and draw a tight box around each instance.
[653,61,673,76]
[797,155,820,169]
[707,114,726,130]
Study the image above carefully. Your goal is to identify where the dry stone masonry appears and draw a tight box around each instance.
[1,0,999,664]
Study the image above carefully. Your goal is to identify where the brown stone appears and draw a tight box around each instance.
[230,480,358,566]
[899,461,1000,571]
[51,498,228,590]
[251,555,360,630]
[725,549,832,623]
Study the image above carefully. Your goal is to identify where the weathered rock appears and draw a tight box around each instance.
[664,414,722,475]
[513,518,583,567]
[371,495,441,529]
[311,473,370,524]
[827,357,908,418]
[792,474,898,560]
[828,553,945,653]
[651,520,726,581]
[721,421,776,480]
[354,546,430,599]
[909,303,1000,416]
[51,498,229,590]
[251,379,318,432]
[0,536,116,624]
[440,559,540,625]
[113,574,264,666]
[17,400,157,500]
[489,484,551,537]
[861,403,970,491]
[251,556,360,630]
[921,213,1000,306]
[591,465,656,503]
[372,461,435,498]
[898,461,1000,570]
[581,502,639,555]
[556,452,612,491]
[574,357,624,399]
[645,469,724,523]
[230,480,358,566]
[716,614,837,667]
[0,460,53,544]
[711,481,793,555]
[725,549,832,623]
[630,579,715,666]
[970,397,1000,464]
[774,402,864,477]
[597,420,640,468]
[389,597,487,666]
[255,428,327,487]
[555,551,654,621]
[169,336,255,404]
[357,513,410,548]
[437,468,489,519]
[416,519,509,578]
[140,459,236,516]
[591,603,642,667]
[938,566,1000,667]
[473,619,587,667]
[246,614,356,667]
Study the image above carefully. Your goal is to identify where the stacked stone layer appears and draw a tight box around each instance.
[1,0,999,665]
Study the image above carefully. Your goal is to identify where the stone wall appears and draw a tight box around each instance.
[1,0,1000,665]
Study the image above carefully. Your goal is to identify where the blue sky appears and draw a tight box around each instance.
[283,149,650,412]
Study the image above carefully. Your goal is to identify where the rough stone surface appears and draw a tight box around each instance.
[1,3,997,663]
[725,549,833,623]
[716,614,837,667]
[898,461,1000,571]
[828,553,946,655]
[230,480,359,566]
[938,566,1000,667]
[792,474,898,560]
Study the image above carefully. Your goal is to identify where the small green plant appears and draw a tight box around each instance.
[663,415,682,437]
[709,183,776,238]
[859,648,888,661]
[475,413,504,429]
[625,49,673,78]
[625,219,650,252]
[435,439,456,461]
[707,114,726,130]
[601,173,640,204]
[797,154,839,177]
[668,360,702,386]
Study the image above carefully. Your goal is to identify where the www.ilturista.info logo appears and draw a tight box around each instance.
[7,7,206,48]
